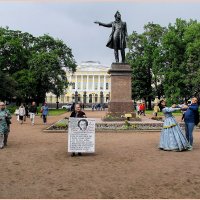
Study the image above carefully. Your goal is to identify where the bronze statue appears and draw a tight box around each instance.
[94,11,128,63]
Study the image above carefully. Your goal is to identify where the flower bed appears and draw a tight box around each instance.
[151,116,163,121]
[46,119,68,131]
[102,115,141,122]
[44,118,189,133]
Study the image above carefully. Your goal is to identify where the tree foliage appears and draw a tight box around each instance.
[0,70,17,101]
[127,19,200,105]
[0,27,76,104]
[127,23,166,108]
[160,19,200,103]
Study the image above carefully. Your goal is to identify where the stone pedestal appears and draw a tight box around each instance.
[107,63,135,118]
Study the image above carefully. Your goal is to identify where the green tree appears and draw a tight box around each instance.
[0,70,17,101]
[12,69,37,103]
[28,34,76,104]
[0,27,76,104]
[0,27,34,74]
[28,52,69,104]
[160,19,198,103]
[33,34,76,72]
[183,21,200,99]
[127,23,166,108]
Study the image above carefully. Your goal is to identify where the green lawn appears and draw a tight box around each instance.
[145,110,182,116]
[48,109,68,116]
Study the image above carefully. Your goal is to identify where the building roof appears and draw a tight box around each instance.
[76,61,110,72]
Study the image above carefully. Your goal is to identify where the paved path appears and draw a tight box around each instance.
[0,110,200,199]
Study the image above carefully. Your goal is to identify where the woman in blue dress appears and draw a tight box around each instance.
[159,100,190,151]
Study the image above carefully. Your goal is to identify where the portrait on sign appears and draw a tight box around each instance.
[77,119,88,131]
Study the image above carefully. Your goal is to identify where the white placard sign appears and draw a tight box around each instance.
[68,118,95,153]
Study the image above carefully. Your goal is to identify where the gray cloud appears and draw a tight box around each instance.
[0,2,200,65]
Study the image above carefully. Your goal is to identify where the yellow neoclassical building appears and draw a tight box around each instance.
[46,61,111,104]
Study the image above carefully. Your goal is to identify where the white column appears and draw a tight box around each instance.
[86,75,89,91]
[98,75,101,91]
[81,75,83,90]
[104,75,106,91]
[75,75,78,90]
[93,75,95,91]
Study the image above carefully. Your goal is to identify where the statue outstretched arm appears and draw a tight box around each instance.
[94,21,112,28]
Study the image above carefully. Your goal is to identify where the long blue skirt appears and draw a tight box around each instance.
[159,123,190,151]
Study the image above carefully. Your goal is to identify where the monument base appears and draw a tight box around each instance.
[108,101,135,117]
[106,63,136,120]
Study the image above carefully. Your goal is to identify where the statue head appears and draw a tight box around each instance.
[114,11,121,21]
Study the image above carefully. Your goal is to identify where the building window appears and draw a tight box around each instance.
[78,94,81,102]
[95,94,98,103]
[83,82,87,90]
[77,82,81,90]
[106,83,109,90]
[95,82,98,90]
[89,94,92,103]
[100,82,104,90]
[72,94,75,101]
[106,94,110,102]
[72,83,75,89]
[61,95,64,103]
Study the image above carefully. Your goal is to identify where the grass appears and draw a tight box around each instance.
[48,109,68,116]
[145,110,182,116]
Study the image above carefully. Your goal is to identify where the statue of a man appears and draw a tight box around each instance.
[94,11,128,63]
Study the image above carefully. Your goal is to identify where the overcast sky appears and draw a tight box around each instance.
[0,1,200,66]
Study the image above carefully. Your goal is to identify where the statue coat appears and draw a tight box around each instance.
[99,21,127,50]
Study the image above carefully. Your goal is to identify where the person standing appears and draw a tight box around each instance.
[70,102,75,112]
[0,102,11,149]
[69,103,86,157]
[159,100,189,151]
[153,103,160,117]
[136,103,140,116]
[184,97,199,150]
[140,102,146,116]
[18,103,25,124]
[41,103,49,124]
[29,101,37,125]
[24,104,29,121]
[82,103,85,110]
[1,102,11,147]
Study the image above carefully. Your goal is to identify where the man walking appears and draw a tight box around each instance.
[29,101,37,125]
[41,103,49,124]
[184,97,199,150]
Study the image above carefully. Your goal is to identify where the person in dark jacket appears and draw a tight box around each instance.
[29,101,37,125]
[70,103,86,157]
[184,97,199,150]
[70,104,86,118]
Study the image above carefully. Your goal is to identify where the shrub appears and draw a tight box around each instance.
[6,105,18,114]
